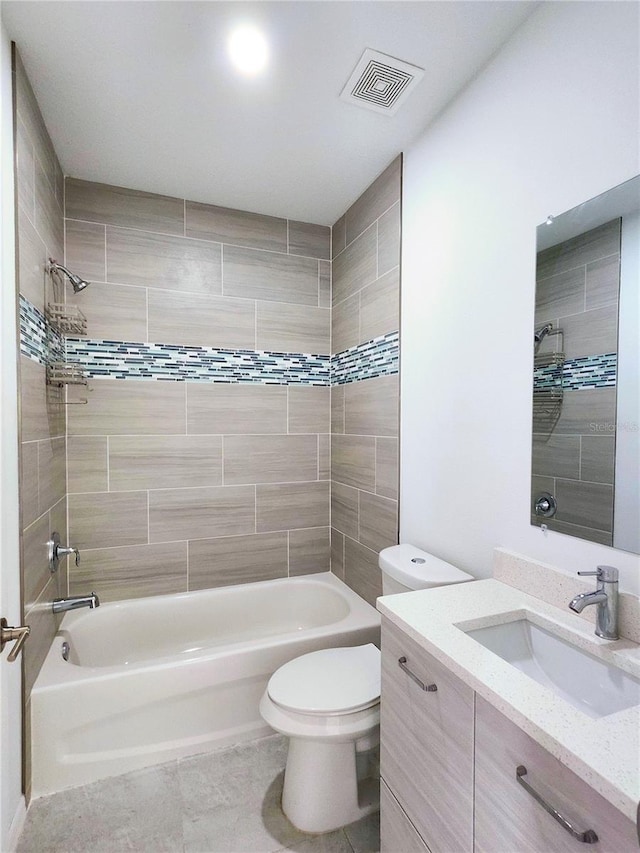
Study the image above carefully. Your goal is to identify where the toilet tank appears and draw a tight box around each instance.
[379,544,474,594]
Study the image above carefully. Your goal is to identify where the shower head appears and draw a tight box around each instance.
[534,323,553,344]
[47,259,90,293]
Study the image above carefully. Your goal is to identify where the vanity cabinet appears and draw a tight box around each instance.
[475,697,638,853]
[380,619,474,853]
[380,618,638,853]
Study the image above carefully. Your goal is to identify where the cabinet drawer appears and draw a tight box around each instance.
[475,696,638,853]
[381,779,431,853]
[380,618,474,853]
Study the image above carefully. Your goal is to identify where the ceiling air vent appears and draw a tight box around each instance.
[340,49,425,116]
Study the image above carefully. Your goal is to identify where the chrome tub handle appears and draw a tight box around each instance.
[516,765,598,844]
[398,656,437,692]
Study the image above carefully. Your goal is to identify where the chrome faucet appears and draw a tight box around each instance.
[52,592,100,614]
[568,566,619,640]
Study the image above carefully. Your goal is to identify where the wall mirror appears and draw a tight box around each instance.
[531,175,639,554]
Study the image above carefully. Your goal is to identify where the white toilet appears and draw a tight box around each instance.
[259,544,474,833]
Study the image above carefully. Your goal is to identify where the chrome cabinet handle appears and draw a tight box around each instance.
[1,618,30,662]
[516,765,598,844]
[398,656,437,692]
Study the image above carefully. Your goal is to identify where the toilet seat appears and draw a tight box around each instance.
[267,644,381,716]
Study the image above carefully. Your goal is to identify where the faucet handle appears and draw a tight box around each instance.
[577,571,598,577]
[578,566,618,582]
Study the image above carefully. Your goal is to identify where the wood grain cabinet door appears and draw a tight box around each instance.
[380,618,474,853]
[381,779,432,853]
[475,696,638,853]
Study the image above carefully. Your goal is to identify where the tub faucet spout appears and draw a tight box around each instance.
[52,593,100,614]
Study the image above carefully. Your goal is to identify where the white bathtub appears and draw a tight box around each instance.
[31,572,380,797]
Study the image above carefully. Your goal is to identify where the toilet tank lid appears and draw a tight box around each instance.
[379,544,473,589]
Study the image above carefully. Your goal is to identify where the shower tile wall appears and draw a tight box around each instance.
[64,179,331,601]
[13,48,67,715]
[533,219,620,545]
[330,157,401,605]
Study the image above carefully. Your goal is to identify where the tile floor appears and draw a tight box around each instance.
[17,735,380,853]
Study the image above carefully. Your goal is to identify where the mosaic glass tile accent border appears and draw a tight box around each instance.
[65,338,331,385]
[534,352,617,391]
[331,331,399,385]
[19,295,64,366]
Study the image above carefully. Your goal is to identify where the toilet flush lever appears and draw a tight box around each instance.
[1,618,30,662]
[398,656,437,692]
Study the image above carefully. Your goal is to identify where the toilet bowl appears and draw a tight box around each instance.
[259,644,381,834]
[260,545,475,833]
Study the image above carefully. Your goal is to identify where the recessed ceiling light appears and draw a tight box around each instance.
[228,26,269,76]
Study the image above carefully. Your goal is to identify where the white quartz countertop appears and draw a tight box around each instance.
[377,578,640,823]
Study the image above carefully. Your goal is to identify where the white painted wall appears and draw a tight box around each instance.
[614,210,640,553]
[401,1,640,593]
[0,21,25,852]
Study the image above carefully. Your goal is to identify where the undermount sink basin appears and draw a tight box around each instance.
[464,618,640,719]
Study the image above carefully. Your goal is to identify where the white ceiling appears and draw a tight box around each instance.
[2,1,537,225]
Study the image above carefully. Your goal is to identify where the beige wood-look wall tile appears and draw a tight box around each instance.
[536,219,620,280]
[332,215,346,259]
[535,266,585,324]
[288,221,330,259]
[256,481,329,532]
[187,383,287,435]
[23,576,58,696]
[344,375,398,437]
[586,255,620,310]
[581,436,615,485]
[345,156,401,246]
[359,491,398,553]
[69,491,148,550]
[376,437,398,500]
[538,518,612,547]
[319,435,330,481]
[257,302,330,354]
[65,220,106,282]
[148,289,254,349]
[344,535,382,606]
[23,513,50,611]
[224,435,318,485]
[15,52,59,198]
[109,435,223,491]
[532,434,580,480]
[107,227,221,294]
[559,304,618,359]
[21,442,39,528]
[21,357,49,442]
[185,202,287,252]
[555,479,613,532]
[149,485,255,543]
[360,268,399,344]
[553,387,616,435]
[289,527,330,575]
[18,208,47,312]
[74,281,147,342]
[319,260,331,308]
[68,436,108,494]
[37,437,66,515]
[331,528,345,579]
[68,380,186,436]
[331,435,375,491]
[69,542,188,603]
[331,481,359,540]
[223,245,318,305]
[288,386,330,433]
[34,157,63,260]
[16,117,35,220]
[332,293,359,355]
[331,385,345,434]
[377,202,400,276]
[189,532,287,590]
[65,178,185,235]
[332,223,377,306]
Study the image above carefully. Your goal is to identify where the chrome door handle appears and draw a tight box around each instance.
[516,765,598,843]
[398,656,437,692]
[1,618,30,662]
